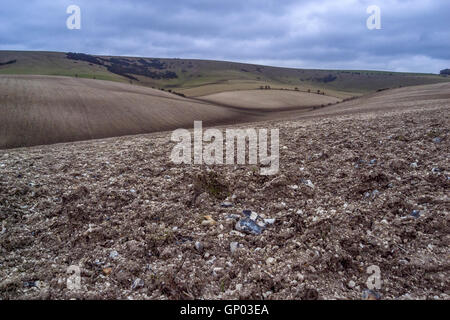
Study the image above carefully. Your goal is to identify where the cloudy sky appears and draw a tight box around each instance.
[1,0,449,73]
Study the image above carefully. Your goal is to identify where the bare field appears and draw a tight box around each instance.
[0,75,351,149]
[298,82,450,119]
[0,83,448,300]
[0,75,252,149]
[2,76,449,150]
[198,89,341,111]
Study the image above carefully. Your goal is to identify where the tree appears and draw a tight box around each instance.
[440,69,450,75]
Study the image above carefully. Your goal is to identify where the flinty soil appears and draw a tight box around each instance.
[0,85,449,300]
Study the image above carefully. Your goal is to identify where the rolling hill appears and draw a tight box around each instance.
[1,75,342,149]
[1,50,449,98]
[1,50,450,149]
[0,75,245,149]
[199,89,340,111]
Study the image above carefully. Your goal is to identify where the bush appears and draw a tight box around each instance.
[315,74,337,83]
[66,52,177,81]
[0,59,17,66]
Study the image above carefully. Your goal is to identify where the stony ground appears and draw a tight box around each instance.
[0,88,449,300]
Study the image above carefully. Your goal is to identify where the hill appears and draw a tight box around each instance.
[2,74,450,149]
[1,50,449,98]
[199,89,340,111]
[0,82,448,300]
[1,75,346,149]
[0,75,244,149]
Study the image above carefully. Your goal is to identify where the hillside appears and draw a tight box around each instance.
[0,75,244,149]
[1,75,355,149]
[199,90,340,111]
[2,74,449,149]
[0,82,448,300]
[1,50,449,98]
[2,50,449,150]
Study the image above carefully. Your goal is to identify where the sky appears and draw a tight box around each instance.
[1,0,449,73]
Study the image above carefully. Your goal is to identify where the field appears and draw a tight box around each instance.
[292,82,450,119]
[199,89,341,110]
[0,82,449,300]
[1,51,449,99]
[0,51,124,82]
[0,74,350,149]
[0,49,449,300]
[2,50,449,150]
[0,75,249,149]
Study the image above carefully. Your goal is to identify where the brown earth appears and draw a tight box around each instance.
[0,75,250,149]
[0,83,449,300]
[198,89,341,111]
[0,75,343,150]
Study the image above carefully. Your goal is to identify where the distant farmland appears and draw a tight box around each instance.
[1,50,449,98]
[2,50,450,149]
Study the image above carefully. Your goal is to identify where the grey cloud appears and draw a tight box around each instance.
[0,0,448,73]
